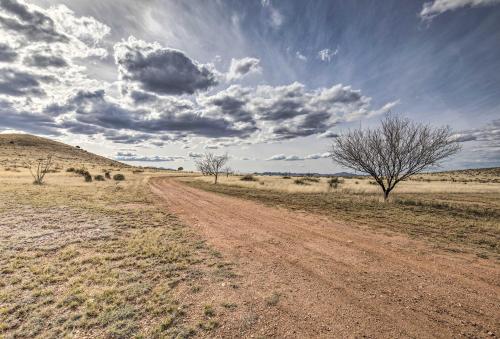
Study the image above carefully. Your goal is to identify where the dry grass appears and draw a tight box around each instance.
[193,174,500,194]
[0,168,237,338]
[184,175,500,259]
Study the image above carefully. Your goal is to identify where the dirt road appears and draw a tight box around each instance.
[151,177,499,338]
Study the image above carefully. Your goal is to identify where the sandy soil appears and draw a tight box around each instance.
[150,177,500,338]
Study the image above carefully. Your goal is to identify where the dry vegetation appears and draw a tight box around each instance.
[185,172,500,259]
[0,135,240,338]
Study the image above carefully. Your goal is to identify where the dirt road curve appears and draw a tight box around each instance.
[151,177,499,338]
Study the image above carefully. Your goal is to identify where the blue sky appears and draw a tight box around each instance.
[1,0,499,172]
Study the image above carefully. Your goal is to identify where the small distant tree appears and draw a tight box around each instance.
[330,114,461,201]
[223,166,233,178]
[195,152,228,184]
[26,154,53,185]
[177,166,184,171]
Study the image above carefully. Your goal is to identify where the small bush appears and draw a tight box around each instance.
[294,178,309,185]
[66,167,75,172]
[302,177,320,182]
[132,169,144,174]
[113,174,125,181]
[240,174,257,181]
[282,176,291,179]
[94,175,105,181]
[104,171,111,179]
[84,173,92,182]
[327,177,343,189]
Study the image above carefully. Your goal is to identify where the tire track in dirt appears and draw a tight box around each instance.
[151,177,500,338]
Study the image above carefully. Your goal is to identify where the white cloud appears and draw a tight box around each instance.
[295,51,307,61]
[318,48,338,62]
[305,152,331,159]
[226,57,261,81]
[261,0,284,28]
[420,0,500,19]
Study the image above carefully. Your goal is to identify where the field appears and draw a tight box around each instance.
[0,135,245,338]
[1,134,499,338]
[186,174,500,259]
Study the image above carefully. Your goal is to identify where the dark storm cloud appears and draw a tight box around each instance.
[114,37,218,95]
[198,85,255,123]
[59,120,105,135]
[0,67,46,96]
[0,0,68,43]
[59,89,257,139]
[24,54,68,68]
[0,99,60,135]
[104,132,155,144]
[0,43,17,62]
[129,89,158,104]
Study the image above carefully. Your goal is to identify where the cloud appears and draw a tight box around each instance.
[23,53,68,68]
[0,0,68,43]
[318,131,339,138]
[295,51,307,61]
[203,144,219,149]
[305,152,331,159]
[261,0,284,28]
[0,67,49,96]
[266,154,304,161]
[0,99,60,135]
[226,57,261,81]
[318,48,338,62]
[420,0,500,20]
[115,151,184,162]
[455,119,500,144]
[197,85,255,123]
[0,43,17,62]
[188,151,203,158]
[114,36,218,95]
[55,88,257,140]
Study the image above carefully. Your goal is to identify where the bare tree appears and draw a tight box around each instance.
[223,166,233,178]
[195,152,229,184]
[26,154,54,185]
[330,115,461,201]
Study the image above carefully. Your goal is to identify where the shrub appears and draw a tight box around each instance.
[294,178,309,185]
[240,174,257,181]
[282,176,291,179]
[302,177,320,182]
[177,166,184,171]
[113,173,125,181]
[66,167,75,172]
[132,169,144,174]
[84,173,92,182]
[327,177,343,189]
[104,171,111,179]
[94,175,105,181]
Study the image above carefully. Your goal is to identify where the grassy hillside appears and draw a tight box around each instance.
[0,136,237,337]
[0,134,126,169]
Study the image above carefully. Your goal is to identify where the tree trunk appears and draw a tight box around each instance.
[383,189,390,201]
[214,173,218,184]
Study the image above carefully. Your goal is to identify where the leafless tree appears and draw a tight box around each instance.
[223,166,233,178]
[26,154,54,185]
[195,152,229,184]
[330,115,461,201]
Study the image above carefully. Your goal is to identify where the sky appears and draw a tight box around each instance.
[0,0,499,173]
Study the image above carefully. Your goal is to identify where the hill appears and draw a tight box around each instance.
[0,134,126,169]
